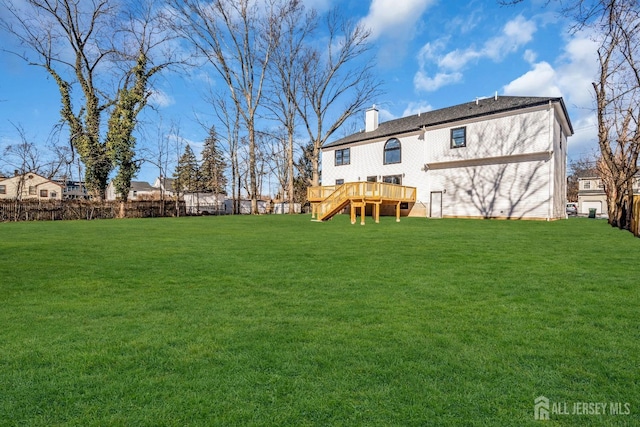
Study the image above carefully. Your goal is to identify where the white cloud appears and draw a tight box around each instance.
[414,71,463,92]
[503,61,561,97]
[416,39,448,68]
[502,29,599,157]
[359,0,436,41]
[149,90,175,108]
[555,33,599,107]
[502,30,597,108]
[361,0,437,68]
[523,49,538,64]
[504,15,537,45]
[438,15,537,71]
[414,15,537,92]
[438,49,481,71]
[378,107,396,122]
[402,101,433,117]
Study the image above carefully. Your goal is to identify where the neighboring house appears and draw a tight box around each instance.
[578,176,640,215]
[106,176,181,201]
[152,176,176,198]
[0,172,64,200]
[319,96,573,220]
[106,180,157,201]
[58,181,90,200]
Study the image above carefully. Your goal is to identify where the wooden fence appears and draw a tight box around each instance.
[0,200,186,222]
[632,196,640,237]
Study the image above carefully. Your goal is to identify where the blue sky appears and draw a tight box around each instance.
[0,0,599,187]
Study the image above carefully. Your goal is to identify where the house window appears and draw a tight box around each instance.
[40,189,48,197]
[335,179,344,185]
[0,185,5,194]
[29,186,36,195]
[451,127,466,149]
[383,175,402,185]
[384,138,401,164]
[50,191,57,198]
[597,180,604,189]
[366,176,377,182]
[584,181,591,189]
[335,148,350,166]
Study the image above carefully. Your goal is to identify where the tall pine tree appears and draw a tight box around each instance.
[173,144,199,194]
[294,142,314,206]
[200,126,228,194]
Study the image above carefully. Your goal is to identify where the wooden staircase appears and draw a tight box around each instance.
[307,182,417,223]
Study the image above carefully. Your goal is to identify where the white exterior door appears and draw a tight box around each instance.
[430,191,442,218]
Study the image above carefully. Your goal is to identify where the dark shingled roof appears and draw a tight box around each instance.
[130,181,155,192]
[324,96,573,148]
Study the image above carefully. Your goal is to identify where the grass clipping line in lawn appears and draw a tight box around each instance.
[0,215,638,426]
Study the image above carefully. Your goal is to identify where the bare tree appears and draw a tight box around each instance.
[265,0,315,212]
[169,0,284,214]
[169,120,186,217]
[262,127,292,205]
[106,0,179,202]
[500,0,640,231]
[592,1,640,229]
[138,118,173,215]
[2,123,43,177]
[1,0,178,199]
[210,93,242,214]
[297,8,383,187]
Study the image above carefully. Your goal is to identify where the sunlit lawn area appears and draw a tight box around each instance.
[0,215,638,426]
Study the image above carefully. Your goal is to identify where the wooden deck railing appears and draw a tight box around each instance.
[308,182,417,221]
[307,185,336,201]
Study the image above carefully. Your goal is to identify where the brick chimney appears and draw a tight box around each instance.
[365,105,379,132]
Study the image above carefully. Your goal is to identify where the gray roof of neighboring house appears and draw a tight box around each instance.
[324,96,573,149]
[130,181,156,192]
[156,177,175,192]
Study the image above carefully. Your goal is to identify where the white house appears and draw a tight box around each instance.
[319,96,573,220]
[152,176,176,198]
[105,180,157,201]
[0,172,64,200]
[578,175,640,216]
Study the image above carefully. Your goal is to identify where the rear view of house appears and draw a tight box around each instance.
[314,96,573,221]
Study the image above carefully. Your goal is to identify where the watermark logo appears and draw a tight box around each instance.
[534,396,631,420]
[534,396,550,420]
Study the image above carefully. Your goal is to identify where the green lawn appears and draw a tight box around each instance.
[0,215,638,426]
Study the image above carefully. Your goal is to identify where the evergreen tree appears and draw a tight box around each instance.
[293,142,314,205]
[200,126,228,194]
[173,144,199,194]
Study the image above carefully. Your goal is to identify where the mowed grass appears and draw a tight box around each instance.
[0,215,638,426]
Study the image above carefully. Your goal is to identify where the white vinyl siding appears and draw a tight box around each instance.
[429,160,551,219]
[321,101,568,220]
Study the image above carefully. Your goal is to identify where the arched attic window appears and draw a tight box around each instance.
[383,138,401,164]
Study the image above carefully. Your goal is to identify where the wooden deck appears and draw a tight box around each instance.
[307,182,417,224]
